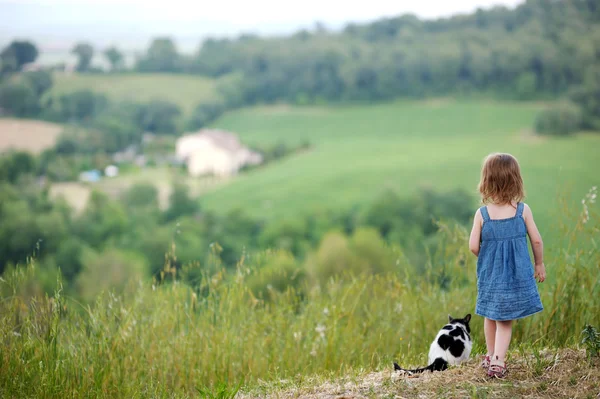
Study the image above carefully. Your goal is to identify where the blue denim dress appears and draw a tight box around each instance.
[476,203,543,321]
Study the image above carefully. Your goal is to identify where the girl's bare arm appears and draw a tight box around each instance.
[469,209,482,256]
[523,204,546,282]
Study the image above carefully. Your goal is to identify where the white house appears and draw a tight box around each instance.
[175,129,263,177]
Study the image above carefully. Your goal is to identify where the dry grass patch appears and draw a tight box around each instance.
[239,349,599,399]
[49,182,91,214]
[0,118,63,154]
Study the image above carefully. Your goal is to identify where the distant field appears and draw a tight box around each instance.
[50,167,226,213]
[49,73,216,115]
[0,118,63,154]
[198,100,600,239]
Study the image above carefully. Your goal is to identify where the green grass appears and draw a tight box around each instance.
[49,72,216,115]
[201,100,600,238]
[1,200,598,397]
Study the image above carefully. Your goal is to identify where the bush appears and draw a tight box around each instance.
[0,81,39,116]
[135,100,181,134]
[76,248,149,302]
[534,102,583,136]
[22,70,53,96]
[305,227,396,284]
[0,151,37,183]
[57,90,108,122]
[187,100,226,130]
[245,250,305,301]
[122,183,159,210]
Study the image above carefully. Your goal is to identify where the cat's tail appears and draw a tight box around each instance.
[393,358,448,375]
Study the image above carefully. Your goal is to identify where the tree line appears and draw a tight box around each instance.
[3,0,599,135]
[0,153,474,299]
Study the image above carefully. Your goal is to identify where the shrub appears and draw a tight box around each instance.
[134,100,181,134]
[0,81,39,116]
[187,100,226,130]
[534,102,582,136]
[122,183,159,210]
[57,90,109,122]
[22,70,53,96]
[581,324,600,360]
[76,248,148,302]
[245,250,305,301]
[305,227,396,284]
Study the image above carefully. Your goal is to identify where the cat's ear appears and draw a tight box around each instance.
[464,314,472,324]
[448,314,454,323]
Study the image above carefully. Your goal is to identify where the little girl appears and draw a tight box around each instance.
[469,153,546,378]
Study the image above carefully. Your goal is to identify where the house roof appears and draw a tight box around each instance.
[185,129,244,152]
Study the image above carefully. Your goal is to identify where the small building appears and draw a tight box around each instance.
[175,129,263,177]
[79,170,101,183]
[104,165,119,178]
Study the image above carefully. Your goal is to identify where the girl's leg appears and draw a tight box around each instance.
[484,318,496,356]
[493,320,513,363]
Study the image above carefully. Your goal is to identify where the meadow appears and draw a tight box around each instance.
[1,194,598,398]
[44,97,600,246]
[49,73,216,115]
[200,100,600,236]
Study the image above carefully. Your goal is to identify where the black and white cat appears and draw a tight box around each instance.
[394,314,472,375]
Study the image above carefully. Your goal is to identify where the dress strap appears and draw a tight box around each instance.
[480,206,490,222]
[516,202,524,217]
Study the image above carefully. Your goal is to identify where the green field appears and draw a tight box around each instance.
[49,73,216,115]
[200,100,600,236]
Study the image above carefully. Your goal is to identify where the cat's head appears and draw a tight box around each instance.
[448,314,472,333]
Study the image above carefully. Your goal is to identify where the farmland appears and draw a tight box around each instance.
[49,73,216,115]
[199,99,600,236]
[0,118,63,154]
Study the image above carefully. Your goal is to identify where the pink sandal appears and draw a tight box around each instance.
[480,355,491,369]
[487,362,508,378]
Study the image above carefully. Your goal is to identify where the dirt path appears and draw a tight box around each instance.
[239,349,599,399]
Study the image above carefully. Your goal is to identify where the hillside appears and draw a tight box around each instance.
[0,118,62,154]
[49,73,216,115]
[199,100,600,235]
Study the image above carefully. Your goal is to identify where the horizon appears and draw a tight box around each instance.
[1,0,524,54]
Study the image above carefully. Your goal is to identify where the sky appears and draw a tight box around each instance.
[0,0,525,52]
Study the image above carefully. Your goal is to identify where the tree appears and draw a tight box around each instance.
[71,42,95,72]
[135,100,181,134]
[0,81,39,116]
[104,46,124,71]
[0,41,38,74]
[0,151,37,183]
[22,70,53,96]
[136,37,181,72]
[163,182,198,222]
[122,183,159,210]
[58,90,108,121]
[570,66,600,130]
[188,100,225,130]
[73,191,128,249]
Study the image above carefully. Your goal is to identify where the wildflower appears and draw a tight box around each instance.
[293,332,302,342]
[581,186,597,224]
[315,324,326,339]
[395,303,403,313]
[323,307,329,316]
